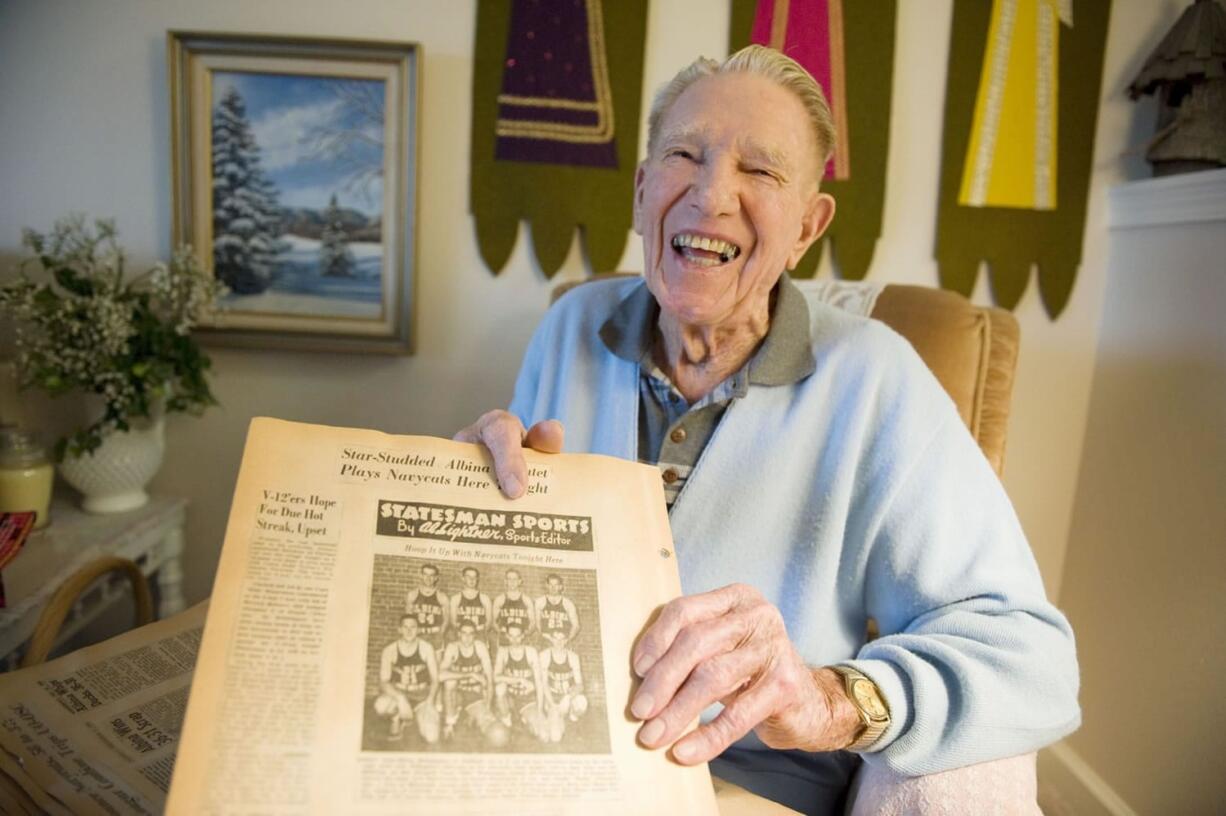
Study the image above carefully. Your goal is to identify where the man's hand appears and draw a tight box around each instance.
[629,583,862,764]
[453,411,564,498]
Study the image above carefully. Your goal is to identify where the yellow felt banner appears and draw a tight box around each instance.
[959,0,1070,211]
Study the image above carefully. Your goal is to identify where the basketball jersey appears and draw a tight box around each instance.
[392,641,428,694]
[409,590,444,634]
[453,645,485,692]
[504,650,535,699]
[497,594,531,633]
[540,598,569,636]
[456,592,488,629]
[547,651,575,696]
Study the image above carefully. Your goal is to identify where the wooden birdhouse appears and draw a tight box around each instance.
[1128,0,1226,176]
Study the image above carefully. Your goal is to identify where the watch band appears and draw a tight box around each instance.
[831,665,890,752]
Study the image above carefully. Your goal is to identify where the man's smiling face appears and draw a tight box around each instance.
[634,72,833,330]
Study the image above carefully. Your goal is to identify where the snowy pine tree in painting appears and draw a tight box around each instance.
[319,194,355,277]
[211,86,286,294]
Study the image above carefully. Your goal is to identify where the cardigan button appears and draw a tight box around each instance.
[661,468,679,484]
[669,427,687,444]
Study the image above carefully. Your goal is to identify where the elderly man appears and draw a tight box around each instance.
[456,45,1078,814]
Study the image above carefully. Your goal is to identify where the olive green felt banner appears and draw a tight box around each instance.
[936,0,1112,318]
[470,0,649,277]
[730,0,898,281]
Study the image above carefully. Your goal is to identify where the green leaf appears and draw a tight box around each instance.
[32,287,60,309]
[53,266,94,297]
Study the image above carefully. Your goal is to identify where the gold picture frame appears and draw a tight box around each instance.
[168,32,420,353]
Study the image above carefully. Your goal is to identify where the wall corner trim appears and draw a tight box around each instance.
[1108,167,1226,230]
[1037,741,1139,816]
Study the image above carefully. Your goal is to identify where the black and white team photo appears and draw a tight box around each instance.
[363,555,610,754]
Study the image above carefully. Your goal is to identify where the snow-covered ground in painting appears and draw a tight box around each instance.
[221,234,384,318]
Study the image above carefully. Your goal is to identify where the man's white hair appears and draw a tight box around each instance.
[646,44,836,181]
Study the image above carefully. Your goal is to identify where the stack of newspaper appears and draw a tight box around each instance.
[0,601,207,813]
[2,420,797,814]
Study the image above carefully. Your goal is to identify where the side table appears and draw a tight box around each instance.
[0,495,187,670]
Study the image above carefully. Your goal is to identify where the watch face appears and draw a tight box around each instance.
[852,679,887,719]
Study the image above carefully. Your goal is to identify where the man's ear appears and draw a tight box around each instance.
[632,162,647,236]
[787,191,836,269]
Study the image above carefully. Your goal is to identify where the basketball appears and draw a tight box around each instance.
[485,722,511,748]
[373,695,396,717]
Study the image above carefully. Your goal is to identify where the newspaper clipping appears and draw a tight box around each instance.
[164,418,719,814]
[0,603,208,815]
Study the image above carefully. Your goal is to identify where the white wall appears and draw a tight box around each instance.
[0,0,1175,605]
[1056,171,1226,814]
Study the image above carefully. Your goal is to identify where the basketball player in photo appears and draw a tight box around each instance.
[438,622,497,742]
[374,615,440,743]
[450,566,493,637]
[491,568,537,648]
[542,630,588,744]
[493,622,548,742]
[404,563,449,650]
[535,573,580,646]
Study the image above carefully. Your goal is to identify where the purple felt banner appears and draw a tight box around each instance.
[495,0,619,168]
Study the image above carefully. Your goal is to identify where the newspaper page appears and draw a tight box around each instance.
[0,601,208,815]
[166,418,718,815]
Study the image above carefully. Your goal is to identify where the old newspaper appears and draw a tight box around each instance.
[0,602,208,814]
[165,417,719,814]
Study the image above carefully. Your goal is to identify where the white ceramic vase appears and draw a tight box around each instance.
[58,416,165,513]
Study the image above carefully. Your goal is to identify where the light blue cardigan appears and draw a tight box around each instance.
[510,277,1079,814]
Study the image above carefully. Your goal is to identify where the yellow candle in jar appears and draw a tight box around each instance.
[0,427,54,529]
[0,463,54,528]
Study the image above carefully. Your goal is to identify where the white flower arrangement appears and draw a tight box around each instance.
[0,215,222,459]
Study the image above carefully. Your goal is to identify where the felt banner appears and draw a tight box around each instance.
[936,0,1111,317]
[471,0,649,277]
[730,0,898,280]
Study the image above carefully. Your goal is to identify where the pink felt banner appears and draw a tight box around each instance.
[750,0,848,179]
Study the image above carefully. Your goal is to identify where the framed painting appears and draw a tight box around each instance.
[168,32,420,353]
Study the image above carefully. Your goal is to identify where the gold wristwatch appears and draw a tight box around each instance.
[830,665,891,752]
